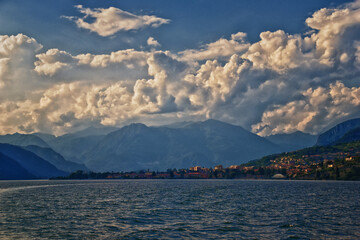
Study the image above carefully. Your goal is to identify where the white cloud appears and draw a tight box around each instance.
[76,49,149,68]
[0,58,10,88]
[0,34,42,88]
[34,49,74,76]
[355,41,360,68]
[2,1,360,136]
[305,2,360,66]
[0,34,42,57]
[180,32,250,61]
[34,48,151,82]
[64,5,170,37]
[0,51,190,134]
[241,30,319,73]
[147,37,160,47]
[252,82,360,136]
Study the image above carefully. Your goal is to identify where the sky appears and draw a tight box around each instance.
[0,0,359,136]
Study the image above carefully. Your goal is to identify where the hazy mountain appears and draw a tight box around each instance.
[162,121,195,129]
[0,144,66,178]
[316,118,360,146]
[57,126,119,140]
[0,152,35,180]
[41,126,118,163]
[0,133,50,148]
[333,127,360,145]
[266,131,318,151]
[0,132,88,173]
[47,135,107,163]
[23,145,88,173]
[33,133,56,142]
[84,119,283,172]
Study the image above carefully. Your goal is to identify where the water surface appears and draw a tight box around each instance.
[0,180,359,239]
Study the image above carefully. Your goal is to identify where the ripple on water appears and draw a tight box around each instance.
[0,180,359,239]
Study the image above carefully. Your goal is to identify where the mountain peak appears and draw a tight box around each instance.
[203,119,224,125]
[108,123,148,138]
[265,131,318,151]
[124,123,148,131]
[317,118,360,146]
[59,126,119,139]
[0,133,50,148]
[82,119,281,172]
[128,123,147,128]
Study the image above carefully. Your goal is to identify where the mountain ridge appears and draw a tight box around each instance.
[316,118,360,146]
[265,131,318,151]
[23,145,88,173]
[0,143,67,178]
[0,152,35,180]
[0,133,50,148]
[83,119,282,172]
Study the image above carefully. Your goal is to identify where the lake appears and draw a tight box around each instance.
[0,179,359,239]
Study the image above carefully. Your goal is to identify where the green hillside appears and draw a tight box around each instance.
[243,141,360,180]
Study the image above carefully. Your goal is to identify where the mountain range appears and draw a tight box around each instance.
[316,118,360,146]
[36,126,117,164]
[1,118,360,179]
[0,152,35,180]
[0,144,66,179]
[23,145,87,173]
[83,120,282,171]
[265,131,317,151]
[0,133,50,148]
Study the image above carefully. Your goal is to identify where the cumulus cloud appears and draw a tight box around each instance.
[34,48,151,82]
[0,58,10,88]
[34,49,75,76]
[252,82,360,136]
[0,51,190,134]
[0,34,42,88]
[305,1,360,66]
[76,49,149,68]
[354,41,360,68]
[1,1,360,136]
[241,30,320,73]
[147,37,160,47]
[180,32,250,61]
[64,5,170,37]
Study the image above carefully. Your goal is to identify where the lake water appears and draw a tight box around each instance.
[0,180,359,239]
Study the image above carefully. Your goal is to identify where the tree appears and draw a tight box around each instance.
[335,167,340,179]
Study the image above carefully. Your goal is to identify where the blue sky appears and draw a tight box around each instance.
[0,0,352,53]
[0,0,359,136]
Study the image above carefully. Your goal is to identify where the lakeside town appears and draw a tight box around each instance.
[55,143,360,181]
